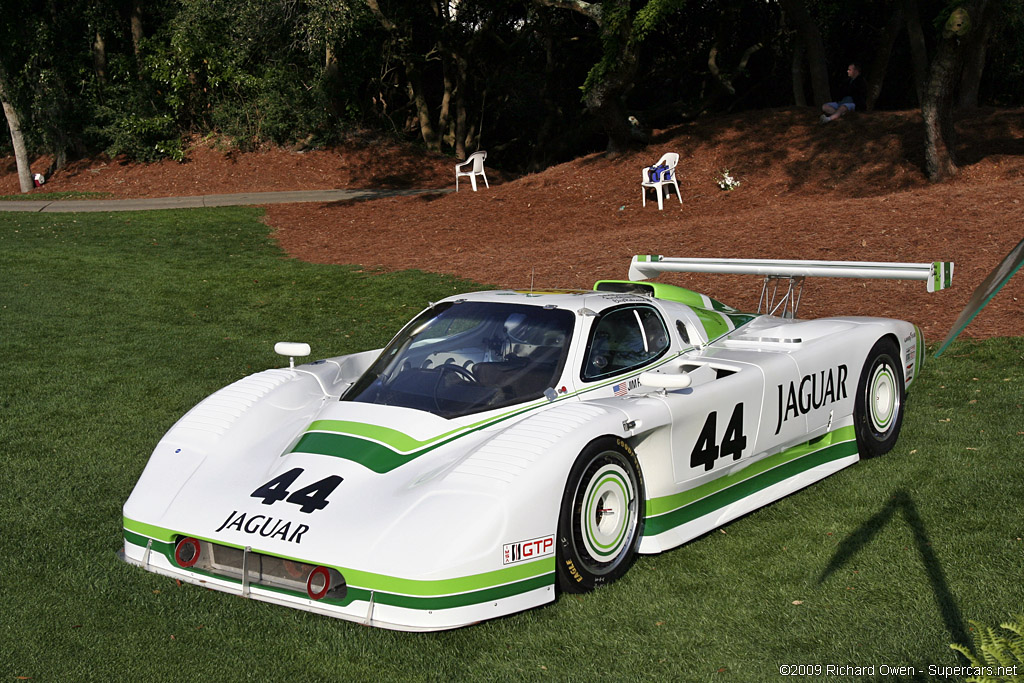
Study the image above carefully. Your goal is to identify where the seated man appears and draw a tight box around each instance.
[821,63,866,123]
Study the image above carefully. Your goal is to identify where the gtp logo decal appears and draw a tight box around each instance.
[503,535,555,564]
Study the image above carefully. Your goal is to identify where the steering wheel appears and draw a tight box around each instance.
[440,363,476,383]
[432,363,478,412]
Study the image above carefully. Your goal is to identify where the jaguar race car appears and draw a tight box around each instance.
[121,255,953,631]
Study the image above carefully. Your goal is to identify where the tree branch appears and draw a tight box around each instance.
[532,0,602,26]
[364,0,397,33]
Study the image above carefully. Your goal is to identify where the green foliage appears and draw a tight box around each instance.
[951,617,1024,682]
[0,0,93,158]
[81,53,183,162]
[134,0,360,150]
[631,0,688,44]
[580,0,631,99]
[91,109,185,162]
[206,63,335,147]
[3,0,1024,167]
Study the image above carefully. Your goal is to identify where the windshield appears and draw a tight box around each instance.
[343,301,575,418]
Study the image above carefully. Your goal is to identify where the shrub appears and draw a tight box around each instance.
[951,615,1024,682]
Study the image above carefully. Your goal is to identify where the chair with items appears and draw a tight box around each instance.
[641,152,681,210]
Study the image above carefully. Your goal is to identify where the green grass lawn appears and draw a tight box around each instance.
[0,190,113,201]
[1,208,1021,681]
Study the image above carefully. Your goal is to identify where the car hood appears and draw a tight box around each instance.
[124,394,547,578]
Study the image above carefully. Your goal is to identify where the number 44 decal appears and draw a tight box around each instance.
[251,468,342,514]
[691,403,748,471]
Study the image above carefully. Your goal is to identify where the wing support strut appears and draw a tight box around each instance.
[758,275,805,318]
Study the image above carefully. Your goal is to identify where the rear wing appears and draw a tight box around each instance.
[627,255,953,317]
[629,255,953,291]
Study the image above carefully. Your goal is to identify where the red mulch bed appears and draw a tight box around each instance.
[5,108,1023,344]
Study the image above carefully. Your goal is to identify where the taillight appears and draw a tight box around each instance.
[174,537,201,568]
[306,566,332,600]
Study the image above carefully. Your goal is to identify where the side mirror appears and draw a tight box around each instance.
[275,341,311,368]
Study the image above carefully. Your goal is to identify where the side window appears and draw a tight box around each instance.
[583,306,670,381]
[676,320,691,345]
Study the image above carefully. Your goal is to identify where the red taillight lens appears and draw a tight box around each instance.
[174,537,201,568]
[306,566,332,600]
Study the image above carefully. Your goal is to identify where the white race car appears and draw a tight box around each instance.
[121,256,953,631]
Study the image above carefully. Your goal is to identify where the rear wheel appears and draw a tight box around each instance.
[854,338,905,458]
[556,437,644,593]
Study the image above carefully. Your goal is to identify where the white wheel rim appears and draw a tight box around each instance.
[869,363,898,433]
[581,462,636,560]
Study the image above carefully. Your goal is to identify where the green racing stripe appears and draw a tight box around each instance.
[644,426,858,536]
[291,402,548,473]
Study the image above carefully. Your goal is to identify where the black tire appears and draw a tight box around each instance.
[854,338,906,458]
[556,437,645,593]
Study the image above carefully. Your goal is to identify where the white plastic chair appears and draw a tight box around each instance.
[455,151,489,192]
[641,152,682,210]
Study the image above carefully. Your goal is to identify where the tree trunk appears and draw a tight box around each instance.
[130,0,144,59]
[585,85,634,156]
[867,3,905,110]
[957,34,988,109]
[958,0,1000,109]
[453,53,468,160]
[902,0,929,106]
[437,60,454,150]
[922,0,990,181]
[0,69,33,193]
[790,37,806,106]
[922,63,958,181]
[778,0,830,105]
[324,44,344,118]
[93,30,108,84]
[405,63,441,152]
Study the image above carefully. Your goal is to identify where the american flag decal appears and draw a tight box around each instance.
[613,382,628,396]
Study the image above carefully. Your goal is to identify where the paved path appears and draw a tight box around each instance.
[0,188,449,213]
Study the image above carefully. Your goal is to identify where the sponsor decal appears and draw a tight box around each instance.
[598,293,649,304]
[775,364,848,434]
[613,377,641,396]
[215,510,310,544]
[564,558,583,584]
[503,535,555,565]
[905,334,917,381]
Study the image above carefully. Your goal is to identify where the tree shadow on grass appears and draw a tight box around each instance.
[818,489,968,647]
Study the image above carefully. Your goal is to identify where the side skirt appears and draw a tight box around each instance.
[639,426,859,554]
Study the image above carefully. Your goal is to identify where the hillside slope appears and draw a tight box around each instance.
[5,107,1023,340]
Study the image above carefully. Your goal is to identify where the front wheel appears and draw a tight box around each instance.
[854,338,906,458]
[556,437,645,593]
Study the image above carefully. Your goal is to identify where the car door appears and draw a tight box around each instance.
[577,303,673,397]
[657,359,764,486]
